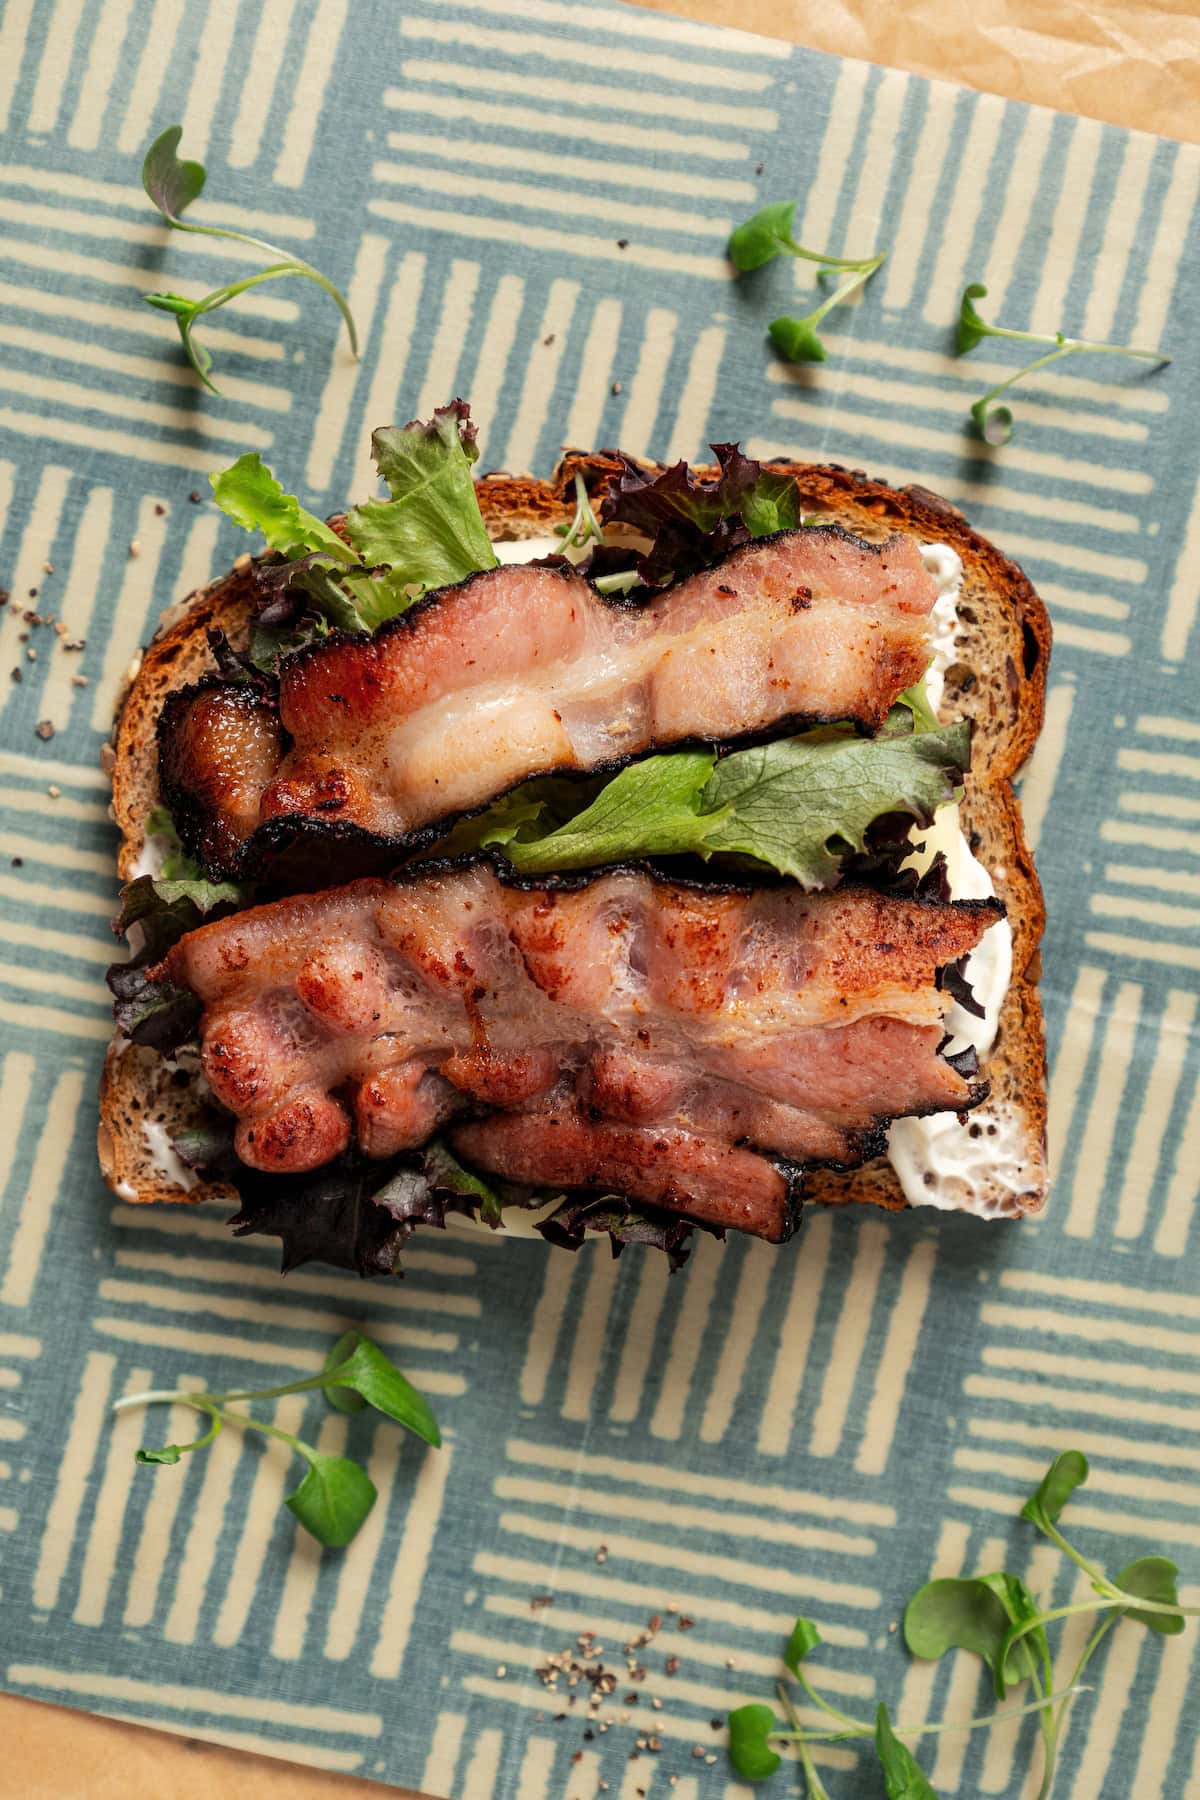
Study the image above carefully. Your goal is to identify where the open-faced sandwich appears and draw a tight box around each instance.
[99,403,1050,1274]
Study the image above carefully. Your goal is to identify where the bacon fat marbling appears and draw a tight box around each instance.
[160,866,1000,1240]
[158,527,937,881]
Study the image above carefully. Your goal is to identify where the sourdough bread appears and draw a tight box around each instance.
[99,458,1050,1221]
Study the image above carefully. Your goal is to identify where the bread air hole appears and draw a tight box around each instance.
[1021,618,1042,678]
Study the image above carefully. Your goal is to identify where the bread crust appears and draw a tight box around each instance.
[99,458,1050,1221]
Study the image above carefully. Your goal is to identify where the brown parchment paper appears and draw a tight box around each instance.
[638,0,1200,145]
[6,0,1198,1795]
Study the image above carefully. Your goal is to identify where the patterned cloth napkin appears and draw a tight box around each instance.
[1,1,1198,1794]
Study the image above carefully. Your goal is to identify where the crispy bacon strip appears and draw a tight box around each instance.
[159,527,937,880]
[159,867,1000,1240]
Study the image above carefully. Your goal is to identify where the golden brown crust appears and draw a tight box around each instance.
[99,459,1049,1218]
[109,561,260,884]
[98,1042,238,1210]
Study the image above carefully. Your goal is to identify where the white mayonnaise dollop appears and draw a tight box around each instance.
[492,536,563,564]
[884,798,1018,1217]
[141,1116,201,1192]
[884,545,1018,1218]
[129,826,169,881]
[918,541,963,715]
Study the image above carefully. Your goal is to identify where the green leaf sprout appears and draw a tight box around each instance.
[727,1625,1071,1796]
[285,1455,378,1548]
[141,124,358,393]
[875,1705,937,1800]
[321,1328,370,1415]
[728,1704,784,1780]
[955,281,1169,443]
[768,252,887,365]
[728,200,881,275]
[783,1615,823,1677]
[555,470,606,556]
[908,1449,1199,1797]
[727,198,887,364]
[327,1332,441,1442]
[1020,1448,1089,1529]
[730,1449,1197,1799]
[904,1576,1027,1688]
[1114,1556,1186,1637]
[115,1329,440,1549]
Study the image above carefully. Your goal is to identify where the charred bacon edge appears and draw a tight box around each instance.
[157,701,904,886]
[155,521,927,882]
[277,521,900,668]
[147,855,1006,950]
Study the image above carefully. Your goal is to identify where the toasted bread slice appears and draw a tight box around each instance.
[98,459,1050,1222]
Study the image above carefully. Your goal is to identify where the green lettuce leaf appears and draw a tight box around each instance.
[897,673,941,733]
[536,1194,698,1271]
[420,1139,506,1229]
[344,403,497,615]
[209,453,355,564]
[107,809,250,1052]
[438,774,598,860]
[740,467,804,537]
[206,403,497,654]
[699,722,970,884]
[450,717,969,887]
[141,804,244,897]
[209,453,377,639]
[488,752,718,870]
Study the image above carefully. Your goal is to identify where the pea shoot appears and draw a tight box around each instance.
[956,282,1169,443]
[729,1616,1080,1796]
[767,253,887,365]
[116,1329,439,1548]
[728,1449,1196,1797]
[140,125,358,393]
[727,199,887,364]
[555,469,606,556]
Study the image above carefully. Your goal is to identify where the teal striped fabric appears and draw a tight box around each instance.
[1,2,1199,1794]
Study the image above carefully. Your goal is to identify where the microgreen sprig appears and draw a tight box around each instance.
[904,1454,1194,1797]
[555,469,606,556]
[140,125,358,393]
[728,1615,1084,1795]
[728,201,881,275]
[557,469,642,593]
[955,281,1169,443]
[728,1450,1194,1798]
[769,252,887,365]
[592,570,641,596]
[115,1329,439,1548]
[727,200,887,364]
